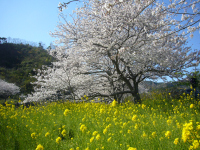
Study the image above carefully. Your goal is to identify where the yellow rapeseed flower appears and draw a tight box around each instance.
[35,144,44,150]
[165,131,171,139]
[114,110,118,116]
[132,115,137,121]
[64,109,70,116]
[152,132,156,138]
[127,147,137,150]
[192,140,199,149]
[153,121,156,126]
[142,131,147,138]
[141,104,146,109]
[31,132,36,139]
[90,137,94,143]
[196,125,200,130]
[176,122,181,128]
[107,137,112,142]
[134,124,138,130]
[96,134,101,140]
[111,99,117,107]
[61,129,67,137]
[93,131,98,136]
[45,132,50,137]
[80,124,87,133]
[182,122,193,143]
[128,130,132,134]
[106,117,110,122]
[182,128,190,143]
[6,103,11,107]
[56,137,62,144]
[190,104,194,109]
[103,128,108,134]
[167,119,172,125]
[100,108,104,113]
[174,138,179,145]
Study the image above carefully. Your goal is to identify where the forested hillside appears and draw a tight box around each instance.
[0,43,54,95]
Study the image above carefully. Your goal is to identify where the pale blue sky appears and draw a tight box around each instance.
[0,0,77,47]
[0,0,199,77]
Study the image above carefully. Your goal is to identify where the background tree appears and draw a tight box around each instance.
[0,37,7,44]
[187,69,200,88]
[177,70,200,88]
[0,79,20,102]
[25,0,200,104]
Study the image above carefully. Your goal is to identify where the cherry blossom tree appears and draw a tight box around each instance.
[0,79,20,102]
[25,0,200,104]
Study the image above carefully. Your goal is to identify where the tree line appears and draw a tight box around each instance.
[0,42,55,101]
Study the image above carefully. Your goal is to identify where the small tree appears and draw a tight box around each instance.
[189,71,200,89]
[0,79,20,102]
[177,71,200,88]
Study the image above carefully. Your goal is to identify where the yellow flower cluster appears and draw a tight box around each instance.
[80,124,87,133]
[90,136,94,143]
[92,131,98,136]
[132,115,137,121]
[174,138,179,145]
[45,132,50,137]
[191,140,199,149]
[63,108,70,116]
[61,129,67,137]
[182,122,193,143]
[165,131,171,139]
[31,132,37,139]
[35,144,44,150]
[56,137,62,144]
[190,104,195,109]
[96,134,101,140]
[151,132,156,138]
[111,99,117,107]
[128,147,137,150]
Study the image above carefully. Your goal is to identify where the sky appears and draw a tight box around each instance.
[0,0,200,81]
[0,0,78,48]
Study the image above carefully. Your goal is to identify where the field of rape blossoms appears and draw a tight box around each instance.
[0,91,200,150]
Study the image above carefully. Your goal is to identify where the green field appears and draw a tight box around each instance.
[0,91,200,150]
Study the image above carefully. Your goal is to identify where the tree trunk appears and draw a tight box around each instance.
[132,82,141,104]
[132,92,141,104]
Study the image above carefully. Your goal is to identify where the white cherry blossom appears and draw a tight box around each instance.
[25,0,200,104]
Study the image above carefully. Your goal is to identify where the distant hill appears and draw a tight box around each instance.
[0,43,55,95]
[142,80,190,92]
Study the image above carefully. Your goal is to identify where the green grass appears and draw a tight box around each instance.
[0,91,200,150]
